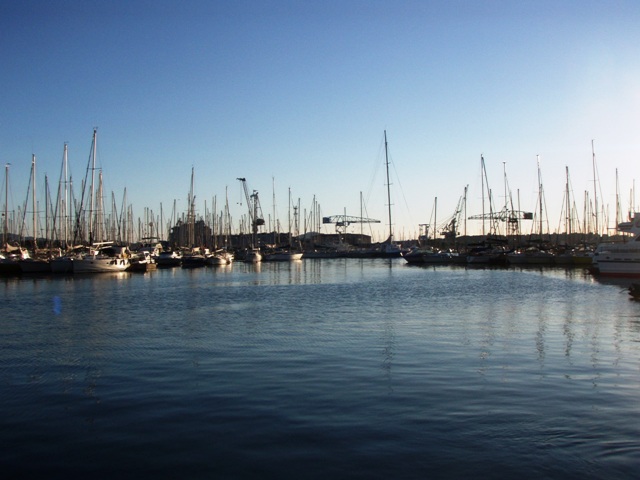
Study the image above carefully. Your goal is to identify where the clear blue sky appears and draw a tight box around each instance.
[2,0,640,241]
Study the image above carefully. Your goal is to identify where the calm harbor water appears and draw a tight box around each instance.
[2,259,640,479]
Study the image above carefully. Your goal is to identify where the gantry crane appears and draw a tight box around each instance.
[322,215,380,235]
[468,207,533,236]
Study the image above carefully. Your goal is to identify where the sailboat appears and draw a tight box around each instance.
[179,168,207,268]
[206,189,234,265]
[206,249,234,265]
[19,155,53,274]
[376,130,401,258]
[0,163,28,276]
[263,188,303,261]
[50,143,75,274]
[72,129,131,273]
[506,156,554,266]
[552,166,594,266]
[466,155,511,264]
[402,198,453,264]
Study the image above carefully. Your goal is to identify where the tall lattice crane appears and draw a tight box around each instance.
[439,192,466,242]
[237,178,265,243]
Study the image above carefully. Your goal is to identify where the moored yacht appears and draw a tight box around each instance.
[155,250,182,267]
[592,213,640,277]
[0,246,29,276]
[128,251,157,272]
[18,256,52,274]
[73,243,131,273]
[181,251,207,268]
[50,256,74,274]
[206,249,234,265]
[243,247,263,263]
[263,250,303,261]
[402,246,451,264]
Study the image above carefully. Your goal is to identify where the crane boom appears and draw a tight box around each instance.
[323,215,380,234]
[468,208,533,222]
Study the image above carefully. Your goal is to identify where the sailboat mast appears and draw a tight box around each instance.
[62,144,69,247]
[434,197,437,243]
[503,161,508,215]
[31,154,37,250]
[4,163,9,248]
[189,167,195,247]
[96,170,104,243]
[272,177,276,233]
[592,140,598,236]
[565,166,571,239]
[631,181,636,220]
[537,155,543,237]
[45,174,50,249]
[481,155,486,237]
[288,187,292,245]
[463,185,468,239]
[159,202,164,242]
[384,130,393,242]
[360,191,364,239]
[225,186,231,246]
[87,129,97,244]
[297,197,301,238]
[615,168,621,233]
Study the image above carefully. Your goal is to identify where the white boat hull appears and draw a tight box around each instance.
[73,256,130,273]
[592,218,640,276]
[264,252,303,261]
[206,252,234,265]
[593,257,640,277]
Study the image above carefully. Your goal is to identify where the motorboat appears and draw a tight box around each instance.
[128,251,157,272]
[73,243,131,273]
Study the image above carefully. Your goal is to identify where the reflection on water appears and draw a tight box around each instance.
[1,261,640,478]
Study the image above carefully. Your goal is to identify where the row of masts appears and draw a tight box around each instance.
[1,130,322,250]
[419,142,634,246]
[1,130,172,248]
[2,132,636,250]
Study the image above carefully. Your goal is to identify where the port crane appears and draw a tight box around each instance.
[237,178,265,244]
[322,215,380,235]
[468,207,533,236]
[439,191,466,242]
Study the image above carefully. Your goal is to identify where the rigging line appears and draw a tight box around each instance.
[19,158,34,240]
[364,136,385,209]
[389,153,414,229]
[557,185,568,234]
[358,195,376,239]
[1,165,16,237]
